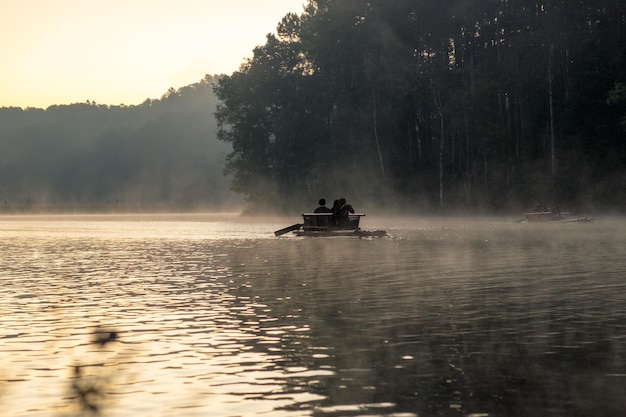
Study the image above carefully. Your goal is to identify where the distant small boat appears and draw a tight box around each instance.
[275,213,387,237]
[520,211,594,223]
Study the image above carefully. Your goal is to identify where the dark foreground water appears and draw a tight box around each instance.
[1,213,625,417]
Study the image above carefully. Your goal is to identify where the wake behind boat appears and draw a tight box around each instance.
[275,212,387,237]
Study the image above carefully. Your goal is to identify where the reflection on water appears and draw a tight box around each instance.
[1,214,625,416]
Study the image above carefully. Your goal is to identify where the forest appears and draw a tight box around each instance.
[0,75,239,212]
[2,1,625,215]
[214,0,626,214]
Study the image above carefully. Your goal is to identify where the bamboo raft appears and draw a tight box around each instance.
[275,213,387,237]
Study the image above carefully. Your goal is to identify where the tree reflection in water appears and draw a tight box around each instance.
[226,235,626,417]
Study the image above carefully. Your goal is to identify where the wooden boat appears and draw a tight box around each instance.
[275,213,387,237]
[521,211,594,223]
[524,211,566,222]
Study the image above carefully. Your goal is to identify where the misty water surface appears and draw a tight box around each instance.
[1,213,625,417]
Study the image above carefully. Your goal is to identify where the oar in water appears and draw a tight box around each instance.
[274,223,303,236]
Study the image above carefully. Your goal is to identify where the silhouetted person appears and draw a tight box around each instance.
[337,197,355,228]
[313,198,332,229]
[314,198,332,213]
[331,199,341,226]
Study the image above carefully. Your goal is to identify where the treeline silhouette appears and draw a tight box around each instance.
[0,75,239,212]
[215,0,626,213]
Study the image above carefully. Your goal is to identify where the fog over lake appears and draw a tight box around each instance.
[1,213,624,417]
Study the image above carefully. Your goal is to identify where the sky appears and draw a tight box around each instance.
[0,0,306,109]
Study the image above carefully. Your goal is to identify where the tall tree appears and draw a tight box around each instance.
[213,0,626,212]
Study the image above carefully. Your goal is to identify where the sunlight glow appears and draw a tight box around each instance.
[0,0,305,108]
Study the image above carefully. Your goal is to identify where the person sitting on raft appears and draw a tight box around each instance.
[314,198,332,213]
[336,197,355,228]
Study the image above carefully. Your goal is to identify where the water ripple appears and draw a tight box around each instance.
[1,215,626,416]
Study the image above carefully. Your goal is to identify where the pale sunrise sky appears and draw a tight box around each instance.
[0,0,306,109]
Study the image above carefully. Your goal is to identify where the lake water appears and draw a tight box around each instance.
[1,213,625,417]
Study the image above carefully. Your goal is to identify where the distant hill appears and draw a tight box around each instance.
[0,75,241,212]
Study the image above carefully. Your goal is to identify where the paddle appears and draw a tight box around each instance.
[274,223,303,236]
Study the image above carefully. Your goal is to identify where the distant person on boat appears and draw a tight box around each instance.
[314,198,332,213]
[337,197,355,228]
[313,198,332,229]
[331,199,341,226]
